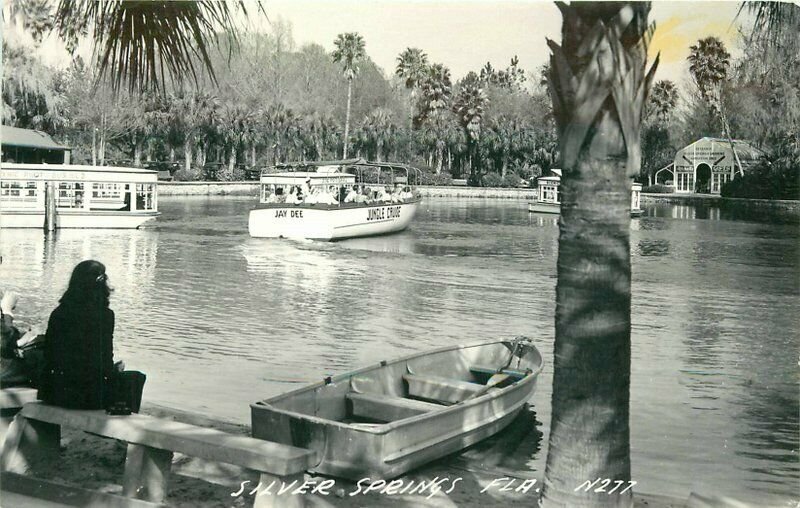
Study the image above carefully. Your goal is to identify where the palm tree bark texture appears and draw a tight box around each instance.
[541,3,658,507]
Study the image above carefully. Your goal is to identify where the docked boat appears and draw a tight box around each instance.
[527,169,643,216]
[250,337,543,480]
[0,163,160,229]
[248,159,422,241]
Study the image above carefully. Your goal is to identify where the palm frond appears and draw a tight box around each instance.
[54,0,255,93]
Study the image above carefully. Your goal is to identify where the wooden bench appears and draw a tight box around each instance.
[403,374,483,404]
[346,392,442,422]
[0,387,39,416]
[1,402,316,508]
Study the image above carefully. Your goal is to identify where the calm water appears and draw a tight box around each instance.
[0,197,797,505]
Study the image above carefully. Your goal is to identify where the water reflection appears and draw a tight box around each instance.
[636,239,670,257]
[0,197,797,504]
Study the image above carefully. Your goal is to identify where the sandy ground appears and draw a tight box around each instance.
[0,402,706,508]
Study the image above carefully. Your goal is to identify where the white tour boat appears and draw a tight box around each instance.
[0,163,160,229]
[248,159,422,241]
[527,169,643,216]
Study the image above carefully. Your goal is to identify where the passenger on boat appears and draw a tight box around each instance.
[38,260,145,412]
[304,187,320,205]
[287,186,303,205]
[344,185,359,203]
[302,177,313,196]
[321,186,339,205]
[355,186,369,204]
[401,186,415,200]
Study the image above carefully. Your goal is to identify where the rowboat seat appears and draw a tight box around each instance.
[346,392,442,422]
[403,374,484,405]
[469,365,529,382]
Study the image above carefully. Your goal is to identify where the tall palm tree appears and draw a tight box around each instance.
[395,47,429,129]
[332,32,366,159]
[416,63,452,172]
[688,37,743,175]
[541,3,658,506]
[647,80,678,122]
[452,82,488,184]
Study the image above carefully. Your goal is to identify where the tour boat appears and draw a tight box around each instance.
[248,159,422,241]
[0,163,160,229]
[251,337,543,480]
[527,169,643,216]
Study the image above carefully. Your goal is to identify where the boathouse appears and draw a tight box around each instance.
[1,125,71,164]
[655,137,763,194]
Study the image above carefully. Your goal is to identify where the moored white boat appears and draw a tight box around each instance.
[248,159,422,241]
[0,163,160,229]
[251,337,543,480]
[527,169,644,216]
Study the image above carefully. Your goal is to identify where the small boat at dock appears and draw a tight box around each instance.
[250,337,543,480]
[527,169,643,216]
[248,159,422,241]
[0,163,160,229]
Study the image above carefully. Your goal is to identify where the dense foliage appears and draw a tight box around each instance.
[2,12,557,186]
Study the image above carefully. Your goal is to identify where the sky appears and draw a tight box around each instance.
[254,0,747,84]
[28,1,749,87]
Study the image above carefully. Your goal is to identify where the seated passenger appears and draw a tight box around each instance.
[320,186,339,205]
[401,186,415,200]
[287,186,302,205]
[304,188,320,205]
[274,187,286,203]
[355,187,369,204]
[344,186,359,203]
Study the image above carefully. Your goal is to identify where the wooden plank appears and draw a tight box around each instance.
[1,471,164,507]
[252,471,307,508]
[0,387,39,410]
[346,393,441,422]
[469,365,529,380]
[19,403,315,476]
[403,374,483,404]
[122,444,173,503]
[1,413,61,474]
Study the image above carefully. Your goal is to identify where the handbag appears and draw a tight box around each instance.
[107,370,146,415]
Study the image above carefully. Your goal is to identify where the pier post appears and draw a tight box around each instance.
[43,182,56,232]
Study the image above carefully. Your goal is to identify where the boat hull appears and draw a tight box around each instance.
[251,339,543,480]
[528,201,560,214]
[528,202,645,217]
[248,198,421,241]
[0,210,159,229]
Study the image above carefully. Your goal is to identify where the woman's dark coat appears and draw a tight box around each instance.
[38,303,114,409]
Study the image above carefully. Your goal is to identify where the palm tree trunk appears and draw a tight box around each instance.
[184,139,193,172]
[541,4,656,507]
[343,79,353,159]
[134,140,143,167]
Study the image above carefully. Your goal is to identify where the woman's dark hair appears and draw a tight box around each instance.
[60,260,110,308]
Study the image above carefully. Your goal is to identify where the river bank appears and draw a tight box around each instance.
[0,402,705,508]
[157,182,798,214]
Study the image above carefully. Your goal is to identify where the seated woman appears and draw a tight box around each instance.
[38,260,144,411]
[1,290,28,388]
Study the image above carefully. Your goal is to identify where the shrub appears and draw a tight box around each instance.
[502,172,521,188]
[172,168,199,181]
[417,167,453,186]
[482,172,504,187]
[721,158,799,200]
[642,184,673,193]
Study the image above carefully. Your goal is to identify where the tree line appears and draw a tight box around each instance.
[3,20,558,186]
[3,4,797,196]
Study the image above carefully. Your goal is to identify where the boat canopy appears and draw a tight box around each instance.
[262,159,421,186]
[1,163,158,183]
